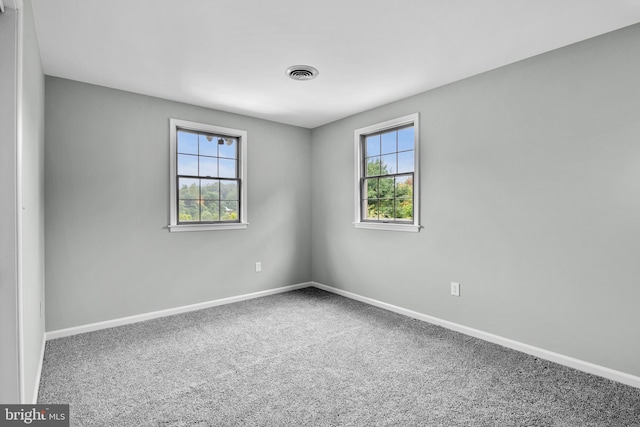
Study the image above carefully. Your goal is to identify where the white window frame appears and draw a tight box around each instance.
[168,118,248,232]
[354,113,420,232]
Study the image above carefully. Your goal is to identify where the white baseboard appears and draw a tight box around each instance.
[46,282,311,341]
[43,280,640,389]
[32,332,45,403]
[311,281,640,389]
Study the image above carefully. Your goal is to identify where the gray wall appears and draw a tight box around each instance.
[43,21,640,379]
[45,77,312,331]
[0,5,21,404]
[0,0,46,403]
[311,24,640,377]
[21,0,46,404]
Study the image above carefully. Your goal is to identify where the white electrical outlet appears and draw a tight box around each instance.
[451,282,460,297]
[255,262,262,273]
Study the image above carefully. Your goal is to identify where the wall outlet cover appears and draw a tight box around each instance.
[451,282,460,297]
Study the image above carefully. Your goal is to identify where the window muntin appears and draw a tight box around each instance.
[169,119,247,232]
[354,113,420,232]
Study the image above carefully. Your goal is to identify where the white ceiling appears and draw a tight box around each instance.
[32,0,640,129]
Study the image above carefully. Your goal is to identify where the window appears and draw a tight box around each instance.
[169,119,248,232]
[354,113,420,232]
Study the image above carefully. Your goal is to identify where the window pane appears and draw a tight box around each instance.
[395,175,413,199]
[366,135,380,157]
[177,131,198,154]
[179,199,199,222]
[397,151,414,174]
[199,157,217,177]
[219,158,236,179]
[201,200,219,221]
[395,174,413,221]
[365,178,378,199]
[380,153,397,174]
[379,200,394,220]
[398,127,414,151]
[220,180,238,201]
[201,179,219,200]
[381,131,396,154]
[379,177,394,199]
[366,157,381,176]
[395,198,413,221]
[178,178,199,199]
[178,154,198,176]
[199,134,218,157]
[172,120,246,228]
[218,138,237,159]
[221,201,238,221]
[365,199,379,220]
[356,116,417,226]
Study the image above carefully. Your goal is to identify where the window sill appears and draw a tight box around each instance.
[168,223,249,232]
[354,222,421,233]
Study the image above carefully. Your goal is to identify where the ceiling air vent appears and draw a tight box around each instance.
[286,65,319,81]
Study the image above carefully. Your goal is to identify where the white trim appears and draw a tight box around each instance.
[168,222,248,232]
[42,280,640,389]
[354,113,420,232]
[11,0,23,10]
[311,281,640,389]
[169,118,248,231]
[32,333,45,404]
[3,0,23,11]
[15,4,25,404]
[46,282,311,340]
[354,222,421,233]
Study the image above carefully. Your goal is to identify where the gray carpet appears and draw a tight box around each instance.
[39,288,640,426]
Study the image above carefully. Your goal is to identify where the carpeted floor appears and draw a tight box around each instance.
[39,288,640,426]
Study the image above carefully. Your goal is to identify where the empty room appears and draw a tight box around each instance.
[1,0,640,425]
